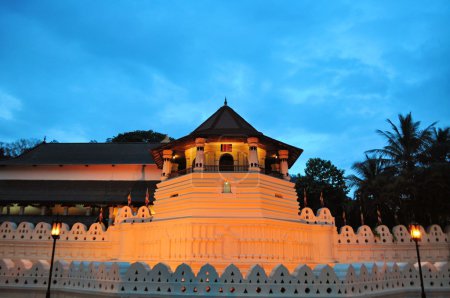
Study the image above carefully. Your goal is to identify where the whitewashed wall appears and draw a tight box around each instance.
[0,208,449,270]
[0,258,448,297]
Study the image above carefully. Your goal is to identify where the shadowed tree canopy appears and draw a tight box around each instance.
[0,138,41,159]
[368,112,435,175]
[107,130,173,143]
[347,154,395,227]
[348,113,449,228]
[293,158,349,227]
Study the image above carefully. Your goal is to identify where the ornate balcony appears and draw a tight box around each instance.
[167,165,285,180]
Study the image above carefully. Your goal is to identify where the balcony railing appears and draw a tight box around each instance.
[204,165,249,172]
[167,165,285,180]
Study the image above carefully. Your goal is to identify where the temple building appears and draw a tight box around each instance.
[0,101,302,227]
[1,101,449,297]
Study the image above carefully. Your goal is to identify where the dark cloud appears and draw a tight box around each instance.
[0,0,449,175]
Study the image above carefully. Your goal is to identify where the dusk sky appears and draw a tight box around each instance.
[1,1,449,176]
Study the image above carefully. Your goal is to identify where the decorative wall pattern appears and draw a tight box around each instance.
[0,258,449,297]
[1,207,449,268]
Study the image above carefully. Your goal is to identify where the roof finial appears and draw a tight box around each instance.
[224,97,228,106]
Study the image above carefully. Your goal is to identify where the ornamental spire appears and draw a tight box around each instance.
[224,97,228,106]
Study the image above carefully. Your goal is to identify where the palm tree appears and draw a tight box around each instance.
[366,113,436,224]
[347,154,392,226]
[417,127,450,226]
[348,154,385,195]
[368,113,435,174]
[425,127,450,164]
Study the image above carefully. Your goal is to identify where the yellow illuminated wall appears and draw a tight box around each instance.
[184,141,267,167]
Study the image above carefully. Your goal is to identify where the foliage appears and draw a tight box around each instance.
[293,158,349,226]
[347,113,449,228]
[107,130,172,143]
[0,138,41,159]
[368,113,435,174]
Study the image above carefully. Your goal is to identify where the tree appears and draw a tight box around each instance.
[0,138,41,158]
[415,126,450,226]
[0,146,6,160]
[425,127,450,164]
[352,113,449,227]
[294,158,349,226]
[368,113,435,175]
[367,113,436,223]
[347,154,396,227]
[347,154,385,195]
[107,130,172,143]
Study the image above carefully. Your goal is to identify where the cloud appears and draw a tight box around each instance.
[210,61,255,101]
[44,126,89,143]
[0,0,448,174]
[282,86,339,105]
[0,89,22,120]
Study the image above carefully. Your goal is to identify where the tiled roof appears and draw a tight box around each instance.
[152,103,303,168]
[0,143,158,165]
[190,104,262,137]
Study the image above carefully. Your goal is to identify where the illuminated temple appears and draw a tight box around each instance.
[0,102,449,297]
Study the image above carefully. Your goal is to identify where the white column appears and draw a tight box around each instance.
[278,149,290,180]
[40,205,47,216]
[247,137,260,172]
[19,205,25,215]
[63,206,69,216]
[85,205,92,216]
[194,138,205,172]
[161,149,173,181]
[0,206,3,215]
[6,205,10,215]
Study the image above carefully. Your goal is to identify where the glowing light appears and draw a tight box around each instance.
[51,220,62,240]
[410,225,421,241]
[51,221,61,238]
[223,180,231,193]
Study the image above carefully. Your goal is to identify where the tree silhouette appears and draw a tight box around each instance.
[107,130,172,143]
[0,138,41,158]
[349,113,449,227]
[294,158,349,227]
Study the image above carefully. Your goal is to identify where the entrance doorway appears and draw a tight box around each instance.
[219,154,234,172]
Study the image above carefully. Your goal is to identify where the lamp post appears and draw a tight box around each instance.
[410,224,426,298]
[46,220,61,298]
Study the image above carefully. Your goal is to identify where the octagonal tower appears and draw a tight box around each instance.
[151,101,303,221]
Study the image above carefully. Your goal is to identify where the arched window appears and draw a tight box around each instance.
[219,154,234,172]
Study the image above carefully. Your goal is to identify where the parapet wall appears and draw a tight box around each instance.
[0,207,449,272]
[336,224,450,263]
[0,258,449,297]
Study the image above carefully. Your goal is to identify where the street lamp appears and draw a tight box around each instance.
[46,219,61,298]
[410,224,426,298]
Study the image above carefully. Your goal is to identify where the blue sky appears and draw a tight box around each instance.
[0,1,449,175]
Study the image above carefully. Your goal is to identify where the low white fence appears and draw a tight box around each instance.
[0,258,449,297]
